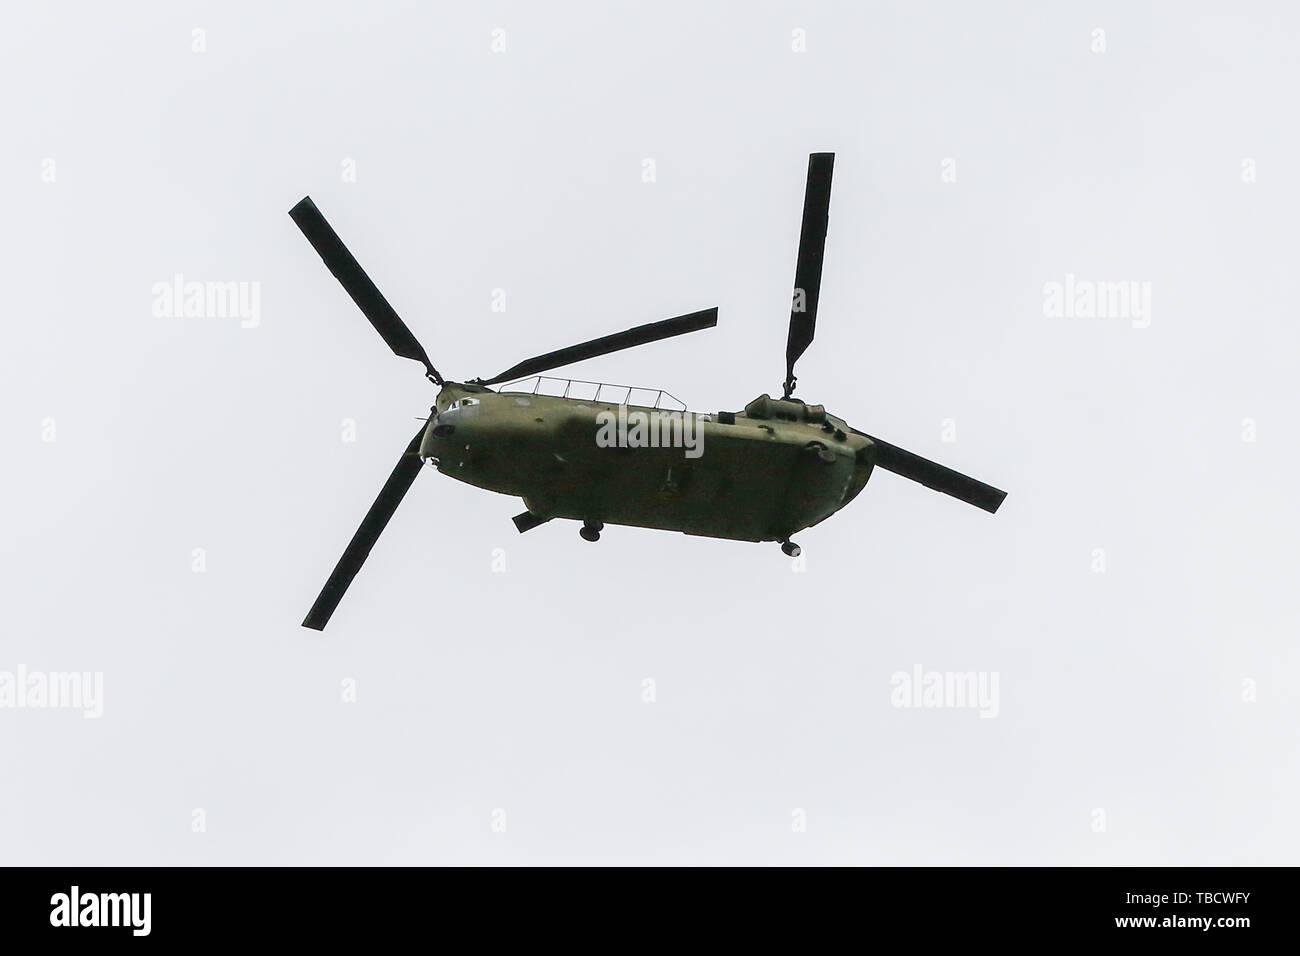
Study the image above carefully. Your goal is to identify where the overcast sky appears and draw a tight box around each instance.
[2,1,1297,865]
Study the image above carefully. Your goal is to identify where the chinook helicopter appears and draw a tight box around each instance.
[291,152,1007,630]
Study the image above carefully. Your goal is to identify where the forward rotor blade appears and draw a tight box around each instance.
[864,435,1007,514]
[784,152,834,398]
[289,196,443,384]
[302,425,428,631]
[478,308,717,386]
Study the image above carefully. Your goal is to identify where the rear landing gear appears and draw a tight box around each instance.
[781,539,801,558]
[580,520,604,543]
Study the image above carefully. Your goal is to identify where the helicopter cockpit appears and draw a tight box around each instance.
[443,397,480,412]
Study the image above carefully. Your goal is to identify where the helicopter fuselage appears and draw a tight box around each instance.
[421,383,874,542]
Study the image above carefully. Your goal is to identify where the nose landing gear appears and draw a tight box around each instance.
[580,520,604,543]
[781,539,801,558]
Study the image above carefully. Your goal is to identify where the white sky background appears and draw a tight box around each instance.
[2,1,1297,864]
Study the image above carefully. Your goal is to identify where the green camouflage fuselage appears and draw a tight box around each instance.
[420,383,874,542]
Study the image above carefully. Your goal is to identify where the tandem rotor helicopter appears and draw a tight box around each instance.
[291,153,1007,630]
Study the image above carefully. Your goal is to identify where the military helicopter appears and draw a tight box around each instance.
[291,152,1007,630]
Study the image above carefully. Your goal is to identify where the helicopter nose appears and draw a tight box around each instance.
[420,417,457,458]
[421,398,485,456]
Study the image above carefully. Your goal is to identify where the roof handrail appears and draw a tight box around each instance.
[498,375,688,411]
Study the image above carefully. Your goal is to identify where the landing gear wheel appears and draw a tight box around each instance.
[580,520,603,543]
[781,540,801,558]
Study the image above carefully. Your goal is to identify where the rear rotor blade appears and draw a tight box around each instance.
[302,424,428,631]
[289,197,443,384]
[864,435,1007,514]
[477,308,717,386]
[784,152,834,398]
